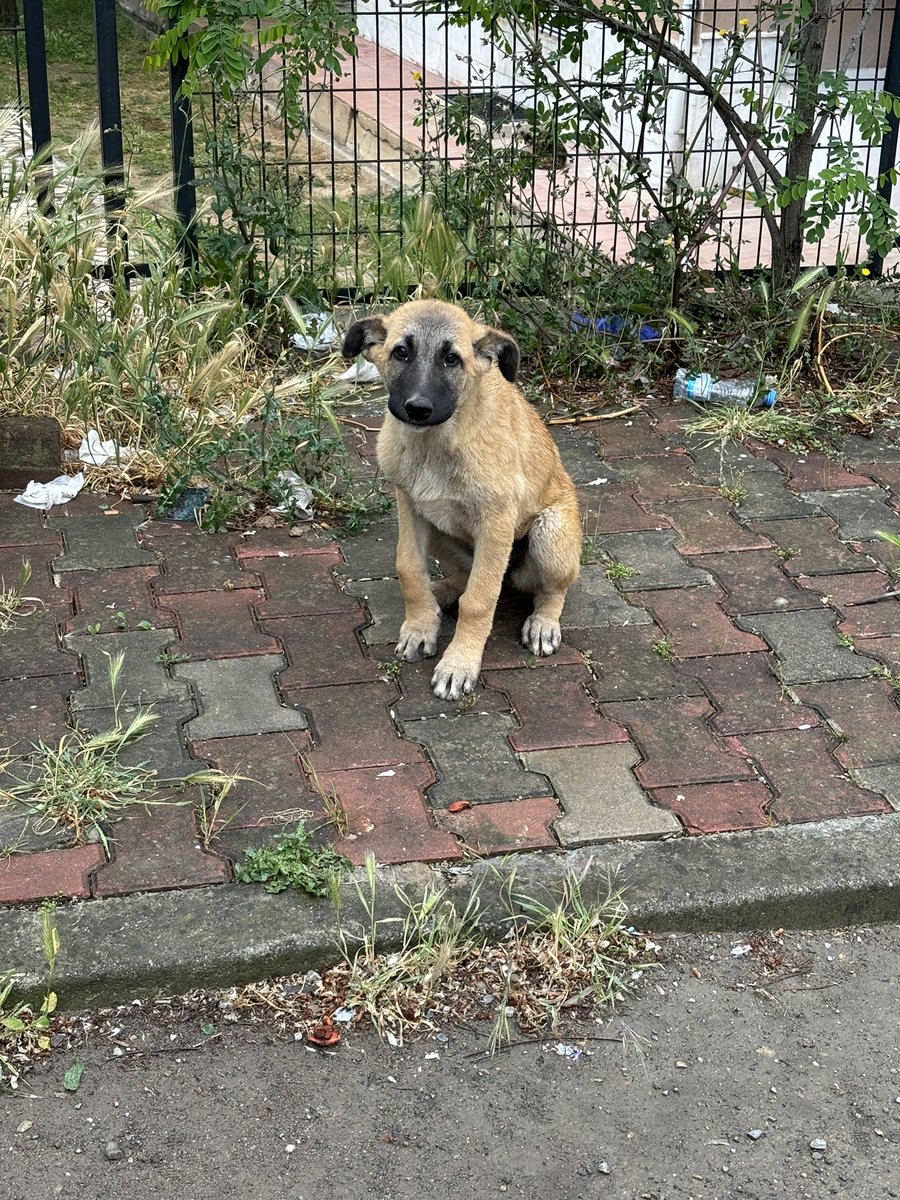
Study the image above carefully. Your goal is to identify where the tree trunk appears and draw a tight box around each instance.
[771,0,833,287]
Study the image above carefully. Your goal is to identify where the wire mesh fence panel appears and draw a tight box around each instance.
[0,0,33,161]
[186,0,900,293]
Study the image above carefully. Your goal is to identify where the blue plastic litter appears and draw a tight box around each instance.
[571,312,662,342]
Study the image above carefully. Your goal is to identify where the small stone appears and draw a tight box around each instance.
[289,525,305,537]
[104,1141,124,1161]
[747,1129,764,1141]
[809,1138,828,1152]
[255,514,277,528]
[598,1162,611,1175]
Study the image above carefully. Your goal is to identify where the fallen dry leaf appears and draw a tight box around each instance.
[447,801,472,813]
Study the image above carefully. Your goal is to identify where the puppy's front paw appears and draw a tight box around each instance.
[396,621,439,662]
[431,653,480,700]
[521,613,561,657]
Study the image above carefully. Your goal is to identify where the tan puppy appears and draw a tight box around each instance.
[342,300,581,700]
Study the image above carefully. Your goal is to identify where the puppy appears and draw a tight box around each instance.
[342,300,581,700]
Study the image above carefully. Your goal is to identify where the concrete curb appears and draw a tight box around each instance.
[4,813,900,1010]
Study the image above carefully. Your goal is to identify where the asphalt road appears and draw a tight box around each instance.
[3,925,899,1200]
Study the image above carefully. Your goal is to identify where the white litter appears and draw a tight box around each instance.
[14,471,85,509]
[731,943,753,958]
[376,769,396,778]
[333,1007,356,1023]
[338,358,381,383]
[79,428,126,466]
[554,1043,583,1060]
[271,470,314,519]
[288,310,341,351]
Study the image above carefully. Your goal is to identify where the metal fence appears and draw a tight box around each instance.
[4,0,900,286]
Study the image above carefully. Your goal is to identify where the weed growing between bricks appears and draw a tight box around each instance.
[0,654,236,852]
[0,559,40,633]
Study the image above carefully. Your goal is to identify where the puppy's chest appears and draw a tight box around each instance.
[382,442,480,539]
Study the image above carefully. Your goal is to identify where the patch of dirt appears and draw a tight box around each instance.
[3,925,899,1200]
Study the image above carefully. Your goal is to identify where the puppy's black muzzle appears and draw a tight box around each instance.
[387,363,457,428]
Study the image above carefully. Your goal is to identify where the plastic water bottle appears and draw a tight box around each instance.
[674,368,776,408]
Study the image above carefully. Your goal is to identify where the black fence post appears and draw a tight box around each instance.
[92,0,126,246]
[871,1,900,275]
[22,0,53,213]
[168,22,199,272]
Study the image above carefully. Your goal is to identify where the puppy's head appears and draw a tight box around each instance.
[341,300,519,429]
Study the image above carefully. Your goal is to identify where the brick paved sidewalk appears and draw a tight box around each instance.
[3,400,900,908]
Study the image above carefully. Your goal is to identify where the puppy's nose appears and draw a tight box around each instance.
[404,398,433,422]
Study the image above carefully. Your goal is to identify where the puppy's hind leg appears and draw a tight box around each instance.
[428,531,473,610]
[511,503,581,656]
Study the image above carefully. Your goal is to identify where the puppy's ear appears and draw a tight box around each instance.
[342,316,387,361]
[473,327,520,382]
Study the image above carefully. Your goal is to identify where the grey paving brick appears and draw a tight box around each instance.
[0,796,72,852]
[736,610,872,684]
[66,629,190,710]
[552,429,628,484]
[596,531,714,591]
[843,431,900,463]
[346,578,453,646]
[336,516,398,580]
[800,487,900,542]
[49,513,157,571]
[174,655,308,740]
[561,564,653,629]
[75,701,204,783]
[402,713,551,807]
[688,440,782,482]
[523,743,681,846]
[749,516,872,575]
[730,473,819,521]
[853,764,900,812]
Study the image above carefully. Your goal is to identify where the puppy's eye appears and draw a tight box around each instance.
[443,351,461,367]
[391,345,409,362]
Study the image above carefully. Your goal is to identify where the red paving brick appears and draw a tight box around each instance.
[483,664,628,751]
[578,484,669,534]
[630,588,767,658]
[630,456,718,502]
[651,781,773,834]
[93,798,229,897]
[857,636,900,673]
[793,678,900,769]
[853,461,900,492]
[0,844,104,905]
[232,528,336,558]
[437,796,560,854]
[191,732,320,827]
[602,696,753,787]
[289,681,427,772]
[247,547,359,617]
[750,445,878,491]
[323,763,461,865]
[165,589,282,659]
[655,497,773,555]
[66,566,168,634]
[679,653,820,735]
[265,611,380,687]
[739,728,891,822]
[794,571,900,638]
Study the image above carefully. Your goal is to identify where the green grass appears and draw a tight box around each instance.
[235,823,351,896]
[0,0,171,178]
